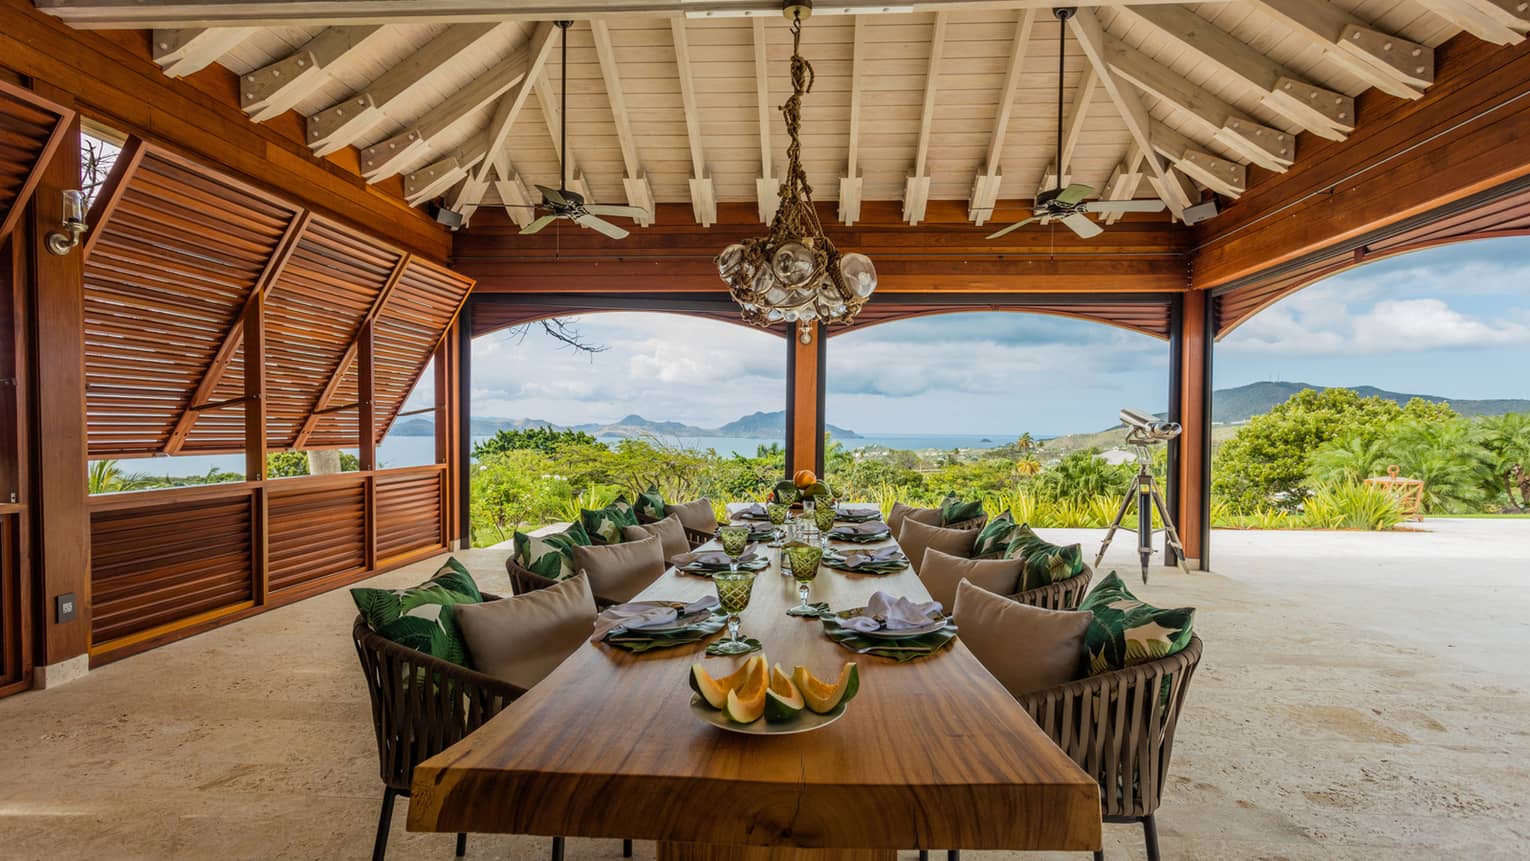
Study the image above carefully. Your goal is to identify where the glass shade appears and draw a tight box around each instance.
[840,252,877,299]
[771,242,816,288]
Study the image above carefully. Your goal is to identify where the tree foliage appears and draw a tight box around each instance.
[472,427,600,458]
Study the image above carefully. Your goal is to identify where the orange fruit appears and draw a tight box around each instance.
[793,469,817,489]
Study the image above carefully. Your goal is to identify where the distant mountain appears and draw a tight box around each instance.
[1212,381,1530,423]
[389,410,859,439]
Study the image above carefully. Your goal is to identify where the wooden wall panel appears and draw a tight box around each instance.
[0,80,72,243]
[89,492,254,646]
[375,468,446,562]
[83,149,297,455]
[266,478,367,592]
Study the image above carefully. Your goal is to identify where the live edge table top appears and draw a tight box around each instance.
[407,524,1101,855]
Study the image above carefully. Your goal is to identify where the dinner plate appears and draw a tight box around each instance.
[624,606,717,634]
[839,607,950,639]
[676,556,771,575]
[689,694,847,735]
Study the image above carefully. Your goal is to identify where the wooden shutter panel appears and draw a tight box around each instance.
[0,80,73,243]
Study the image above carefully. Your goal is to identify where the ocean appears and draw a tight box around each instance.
[105,432,1015,479]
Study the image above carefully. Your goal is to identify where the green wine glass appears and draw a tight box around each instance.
[813,500,837,547]
[766,502,788,547]
[712,570,758,654]
[718,524,751,574]
[783,543,824,617]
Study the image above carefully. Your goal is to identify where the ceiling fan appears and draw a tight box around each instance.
[986,7,1166,241]
[516,21,649,240]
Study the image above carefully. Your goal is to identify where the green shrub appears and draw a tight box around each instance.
[1301,483,1403,531]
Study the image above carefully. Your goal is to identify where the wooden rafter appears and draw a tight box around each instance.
[240,26,382,122]
[838,15,866,226]
[1415,0,1528,45]
[473,21,559,184]
[671,18,715,227]
[1099,144,1147,225]
[291,253,411,450]
[152,27,255,77]
[1118,4,1355,141]
[404,137,490,205]
[305,23,505,156]
[1149,123,1246,198]
[970,8,1036,225]
[1036,66,1098,202]
[533,73,594,202]
[491,152,537,227]
[591,19,654,225]
[358,39,533,181]
[1250,0,1431,98]
[752,16,777,224]
[904,11,947,226]
[164,211,310,454]
[80,137,145,259]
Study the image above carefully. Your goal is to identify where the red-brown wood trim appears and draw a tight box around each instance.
[81,137,143,260]
[0,78,75,244]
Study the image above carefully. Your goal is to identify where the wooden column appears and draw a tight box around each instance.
[456,301,473,548]
[1174,290,1212,570]
[785,323,825,477]
[27,100,91,671]
[434,322,460,549]
[243,281,269,603]
[358,320,377,569]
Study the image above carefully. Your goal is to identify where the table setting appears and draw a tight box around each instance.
[821,545,908,574]
[833,504,883,523]
[824,520,894,544]
[593,595,729,653]
[818,590,959,662]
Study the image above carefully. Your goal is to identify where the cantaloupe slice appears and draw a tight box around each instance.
[792,662,860,714]
[690,654,766,709]
[764,663,806,722]
[722,658,769,723]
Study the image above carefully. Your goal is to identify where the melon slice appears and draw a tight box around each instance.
[764,663,806,722]
[722,658,769,724]
[690,654,765,709]
[792,662,861,714]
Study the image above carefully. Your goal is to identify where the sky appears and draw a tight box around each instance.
[462,237,1530,437]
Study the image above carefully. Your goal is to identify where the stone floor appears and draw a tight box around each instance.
[1,519,1528,860]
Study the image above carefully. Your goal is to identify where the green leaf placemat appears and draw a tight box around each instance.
[704,637,763,657]
[602,612,728,653]
[819,614,959,663]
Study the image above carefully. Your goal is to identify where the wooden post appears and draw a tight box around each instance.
[1174,290,1212,570]
[433,324,458,549]
[27,100,91,678]
[243,281,269,604]
[358,320,377,569]
[785,323,824,477]
[456,301,473,549]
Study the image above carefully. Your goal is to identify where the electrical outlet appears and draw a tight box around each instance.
[55,593,77,623]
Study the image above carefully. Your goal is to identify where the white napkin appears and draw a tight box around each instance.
[734,502,768,519]
[592,595,720,641]
[830,521,891,537]
[840,547,905,569]
[840,591,942,633]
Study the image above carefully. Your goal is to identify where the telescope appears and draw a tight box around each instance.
[1119,408,1182,444]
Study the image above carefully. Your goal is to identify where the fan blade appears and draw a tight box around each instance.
[583,204,651,221]
[1060,212,1104,239]
[1085,199,1168,213]
[575,214,630,240]
[1055,183,1095,205]
[986,216,1039,240]
[521,214,558,235]
[535,185,567,206]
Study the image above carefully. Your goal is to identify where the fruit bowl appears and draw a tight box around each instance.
[688,655,858,734]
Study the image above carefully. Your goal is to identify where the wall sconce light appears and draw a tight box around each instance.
[46,190,89,256]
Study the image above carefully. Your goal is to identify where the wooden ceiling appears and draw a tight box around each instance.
[37,0,1530,237]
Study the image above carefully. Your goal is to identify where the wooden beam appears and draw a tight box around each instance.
[671,18,715,226]
[1119,4,1355,140]
[292,254,410,449]
[242,274,267,480]
[1415,0,1527,45]
[1250,0,1432,98]
[359,41,531,181]
[491,155,537,227]
[904,11,947,226]
[80,136,145,260]
[591,20,654,226]
[533,74,593,202]
[1067,8,1188,215]
[786,322,823,477]
[152,27,255,77]
[970,9,1036,225]
[164,210,309,454]
[1150,123,1246,198]
[358,322,377,470]
[404,136,489,205]
[1174,290,1210,569]
[473,21,559,184]
[240,26,383,122]
[444,171,492,224]
[839,15,866,227]
[38,0,1229,28]
[306,23,504,156]
[1100,144,1146,225]
[1036,64,1100,200]
[1104,38,1294,172]
[752,17,778,225]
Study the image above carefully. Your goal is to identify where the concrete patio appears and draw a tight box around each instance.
[1,519,1526,860]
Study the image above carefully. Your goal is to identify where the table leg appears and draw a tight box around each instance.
[656,844,896,861]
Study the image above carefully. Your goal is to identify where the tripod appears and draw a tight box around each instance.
[1094,443,1190,584]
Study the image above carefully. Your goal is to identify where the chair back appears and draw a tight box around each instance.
[945,514,989,532]
[506,557,633,607]
[1017,635,1203,819]
[1009,565,1093,611]
[352,611,524,791]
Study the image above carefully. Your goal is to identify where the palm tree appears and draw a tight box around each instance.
[1479,413,1530,510]
[88,460,125,494]
[1015,432,1038,454]
[1391,419,1491,513]
[1014,458,1042,477]
[1308,434,1391,486]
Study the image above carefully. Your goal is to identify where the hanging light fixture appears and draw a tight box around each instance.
[716,0,876,345]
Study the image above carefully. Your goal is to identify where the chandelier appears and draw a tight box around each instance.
[716,1,877,345]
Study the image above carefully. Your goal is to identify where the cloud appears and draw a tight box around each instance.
[1227,290,1530,356]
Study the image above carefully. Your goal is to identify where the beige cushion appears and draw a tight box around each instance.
[953,579,1091,698]
[898,517,976,574]
[572,533,666,603]
[665,498,719,534]
[888,502,941,540]
[456,574,596,690]
[919,548,1023,612]
[623,514,689,561]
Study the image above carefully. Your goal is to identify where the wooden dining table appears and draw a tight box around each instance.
[408,510,1103,860]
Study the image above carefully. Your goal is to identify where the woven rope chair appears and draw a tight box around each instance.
[1017,635,1204,861]
[1008,566,1094,611]
[352,611,524,861]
